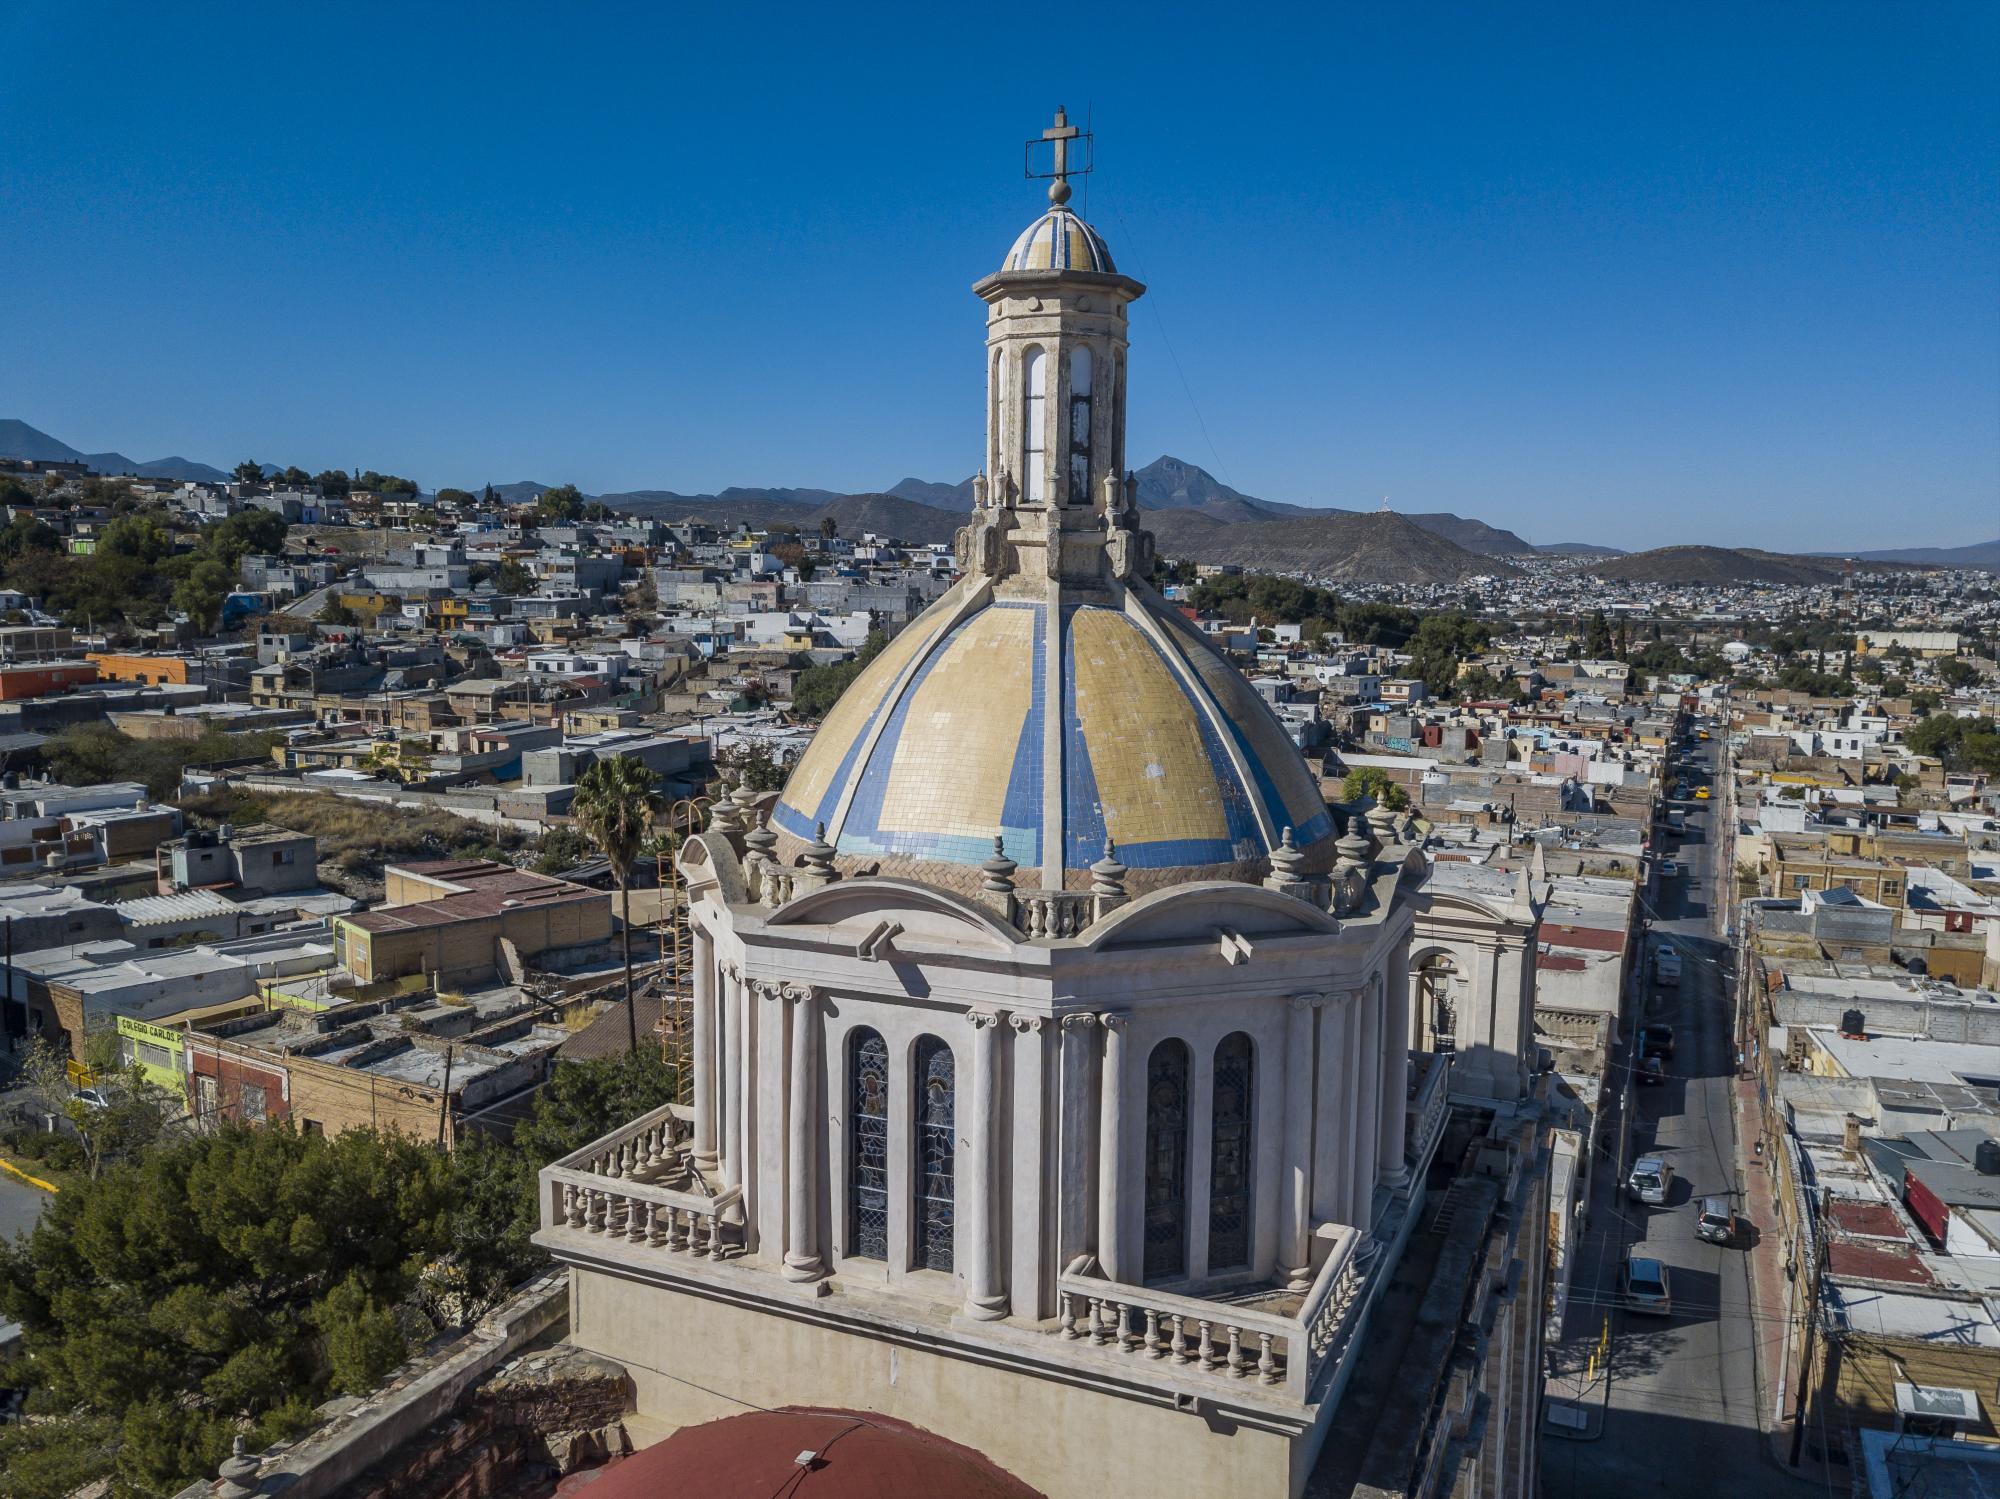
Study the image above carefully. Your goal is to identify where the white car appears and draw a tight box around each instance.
[1627,1156,1674,1206]
[1656,946,1682,987]
[1660,858,1680,879]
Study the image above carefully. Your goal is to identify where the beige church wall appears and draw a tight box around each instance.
[573,1268,1302,1499]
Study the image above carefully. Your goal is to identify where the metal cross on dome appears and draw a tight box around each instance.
[1025,106,1093,205]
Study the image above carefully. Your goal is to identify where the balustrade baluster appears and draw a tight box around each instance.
[1118,1302,1139,1353]
[1088,1296,1109,1345]
[1144,1307,1164,1358]
[1059,1293,1078,1339]
[1226,1324,1247,1377]
[1258,1332,1279,1385]
[1198,1319,1217,1371]
[1169,1313,1189,1363]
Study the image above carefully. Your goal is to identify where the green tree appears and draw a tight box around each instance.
[173,556,235,634]
[790,629,887,718]
[529,824,595,874]
[0,1123,459,1496]
[1341,765,1409,811]
[494,557,536,595]
[1404,611,1490,697]
[537,483,586,523]
[435,487,475,507]
[319,596,356,626]
[314,469,351,496]
[1584,610,1613,658]
[232,460,264,485]
[572,757,666,1053]
[279,466,313,486]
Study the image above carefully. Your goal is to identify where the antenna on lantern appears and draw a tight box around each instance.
[1025,106,1094,206]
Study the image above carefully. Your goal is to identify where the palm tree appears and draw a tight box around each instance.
[572,757,667,1053]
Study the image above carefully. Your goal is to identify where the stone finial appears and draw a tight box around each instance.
[730,782,760,824]
[1090,838,1128,907]
[1366,796,1400,849]
[1265,825,1311,899]
[1335,812,1373,872]
[215,1437,260,1499]
[743,805,777,862]
[797,822,838,887]
[981,835,1018,896]
[706,781,742,837]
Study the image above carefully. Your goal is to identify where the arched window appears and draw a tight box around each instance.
[913,1036,955,1272]
[1021,348,1047,505]
[849,1028,889,1261]
[1067,345,1092,505]
[1208,1033,1254,1271]
[1419,955,1458,1054]
[1144,1039,1192,1283]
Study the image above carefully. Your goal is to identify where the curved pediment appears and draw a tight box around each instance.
[678,833,748,907]
[765,878,1022,953]
[1081,881,1342,949]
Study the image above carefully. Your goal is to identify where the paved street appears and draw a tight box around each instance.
[1545,730,1813,1498]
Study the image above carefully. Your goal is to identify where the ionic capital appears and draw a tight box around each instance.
[1097,1011,1129,1034]
[1008,1013,1046,1035]
[967,1007,1007,1031]
[1289,991,1327,1012]
[1058,1012,1099,1034]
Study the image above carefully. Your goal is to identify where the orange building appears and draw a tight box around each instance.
[0,662,98,700]
[86,653,199,687]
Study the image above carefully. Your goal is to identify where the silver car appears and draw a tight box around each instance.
[1627,1156,1673,1205]
[1696,1196,1736,1245]
[1623,1253,1673,1316]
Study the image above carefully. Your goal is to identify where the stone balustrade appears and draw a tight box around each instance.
[1295,1225,1367,1389]
[1055,1228,1371,1405]
[546,1168,745,1261]
[1408,1053,1451,1174]
[1013,890,1096,939]
[1054,1273,1298,1392]
[540,1101,747,1259]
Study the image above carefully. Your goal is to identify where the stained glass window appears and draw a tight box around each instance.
[913,1036,956,1272]
[1208,1032,1254,1271]
[1144,1039,1191,1283]
[1068,345,1092,504]
[849,1028,889,1261]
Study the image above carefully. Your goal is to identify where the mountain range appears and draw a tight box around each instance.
[0,419,234,484]
[4,419,1991,573]
[1588,546,1918,586]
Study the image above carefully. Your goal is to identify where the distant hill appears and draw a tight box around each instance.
[1591,546,1865,586]
[1539,541,1628,558]
[1401,512,1534,557]
[1132,456,1310,518]
[1836,539,2000,570]
[887,475,976,508]
[485,480,551,505]
[1147,507,1516,585]
[603,489,962,546]
[0,419,233,483]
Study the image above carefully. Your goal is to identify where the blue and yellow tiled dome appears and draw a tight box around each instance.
[770,588,1336,894]
[1001,207,1117,275]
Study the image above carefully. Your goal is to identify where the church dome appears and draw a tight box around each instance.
[770,581,1336,894]
[1001,207,1116,274]
[558,1407,1045,1499]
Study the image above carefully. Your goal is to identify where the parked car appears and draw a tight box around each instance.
[1696,1196,1737,1245]
[73,1088,110,1110]
[1627,1156,1674,1205]
[1637,1055,1667,1086]
[1656,946,1682,987]
[1695,786,1711,800]
[1660,858,1680,880]
[1640,1024,1676,1059]
[1622,1252,1674,1316]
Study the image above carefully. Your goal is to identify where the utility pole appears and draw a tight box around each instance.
[1788,1192,1829,1467]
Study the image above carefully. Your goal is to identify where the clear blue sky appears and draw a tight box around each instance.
[3,3,1995,551]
